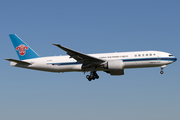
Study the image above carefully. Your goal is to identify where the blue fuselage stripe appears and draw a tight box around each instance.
[123,57,176,62]
[51,62,81,66]
[48,57,176,66]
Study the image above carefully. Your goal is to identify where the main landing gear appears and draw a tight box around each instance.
[86,71,99,81]
[160,65,166,74]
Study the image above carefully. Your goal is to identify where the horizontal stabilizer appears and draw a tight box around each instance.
[5,58,31,65]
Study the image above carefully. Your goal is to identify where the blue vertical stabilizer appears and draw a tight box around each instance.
[9,34,40,60]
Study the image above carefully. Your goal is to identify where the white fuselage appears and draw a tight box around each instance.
[10,51,177,73]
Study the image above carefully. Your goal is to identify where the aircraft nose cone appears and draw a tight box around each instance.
[174,57,177,62]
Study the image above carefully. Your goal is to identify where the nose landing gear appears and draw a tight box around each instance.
[160,65,166,74]
[86,71,99,81]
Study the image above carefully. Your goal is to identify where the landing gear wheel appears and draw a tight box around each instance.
[90,74,94,78]
[94,74,99,79]
[160,71,164,74]
[95,76,99,79]
[86,75,92,81]
[89,74,94,80]
[86,75,90,79]
[86,71,99,81]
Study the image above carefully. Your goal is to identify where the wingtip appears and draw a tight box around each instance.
[5,58,9,61]
[52,43,57,45]
[52,43,61,46]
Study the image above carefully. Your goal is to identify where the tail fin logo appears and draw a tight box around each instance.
[16,44,28,56]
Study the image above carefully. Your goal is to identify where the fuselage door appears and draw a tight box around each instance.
[157,53,161,60]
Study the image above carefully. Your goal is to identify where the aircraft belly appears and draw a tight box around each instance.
[45,64,82,72]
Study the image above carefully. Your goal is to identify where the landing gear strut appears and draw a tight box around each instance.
[86,71,99,81]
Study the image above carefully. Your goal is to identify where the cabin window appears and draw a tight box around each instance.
[135,54,137,57]
[153,54,156,56]
[150,54,152,56]
[142,54,144,56]
[138,54,141,57]
[146,54,148,56]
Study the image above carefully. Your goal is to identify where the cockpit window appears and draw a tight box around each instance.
[169,55,174,56]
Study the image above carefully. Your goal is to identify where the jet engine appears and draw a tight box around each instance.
[104,60,124,75]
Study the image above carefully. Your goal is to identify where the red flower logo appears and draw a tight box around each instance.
[16,44,28,56]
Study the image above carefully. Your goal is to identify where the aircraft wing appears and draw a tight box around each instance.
[52,44,105,65]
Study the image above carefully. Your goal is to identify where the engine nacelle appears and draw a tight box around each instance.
[104,60,124,75]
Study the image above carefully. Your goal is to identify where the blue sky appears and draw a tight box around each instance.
[1,0,180,120]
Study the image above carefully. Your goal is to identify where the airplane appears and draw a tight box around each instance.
[5,34,177,81]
